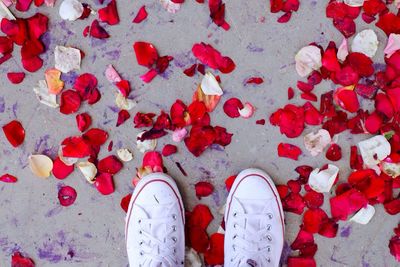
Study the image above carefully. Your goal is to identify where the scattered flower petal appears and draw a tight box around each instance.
[28,154,53,178]
[358,135,391,167]
[350,204,375,224]
[54,45,81,73]
[304,129,332,156]
[2,120,25,147]
[77,161,97,183]
[59,0,83,21]
[117,148,133,162]
[295,45,322,77]
[58,185,77,206]
[351,29,378,58]
[308,164,339,193]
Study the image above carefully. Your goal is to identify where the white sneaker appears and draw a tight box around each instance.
[224,168,285,267]
[125,173,185,267]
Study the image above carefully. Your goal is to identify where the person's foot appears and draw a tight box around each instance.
[125,173,185,267]
[224,168,285,267]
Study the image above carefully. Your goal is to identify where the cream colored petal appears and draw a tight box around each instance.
[137,131,157,153]
[33,80,59,108]
[58,146,78,166]
[295,45,322,77]
[358,135,391,167]
[304,129,332,156]
[350,205,375,224]
[185,247,202,267]
[115,92,137,110]
[29,154,54,178]
[55,46,81,73]
[59,0,84,21]
[201,72,223,96]
[117,148,133,162]
[351,29,379,58]
[308,164,339,193]
[337,38,349,61]
[344,0,364,7]
[239,102,255,119]
[77,161,97,183]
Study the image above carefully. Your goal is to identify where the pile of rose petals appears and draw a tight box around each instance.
[270,0,300,23]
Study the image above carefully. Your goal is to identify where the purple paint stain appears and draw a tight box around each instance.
[362,255,370,267]
[0,97,4,113]
[105,50,121,60]
[12,102,18,117]
[41,32,52,50]
[61,71,78,86]
[340,225,351,237]
[247,43,264,53]
[173,52,194,68]
[34,135,50,153]
[279,241,291,265]
[45,206,63,218]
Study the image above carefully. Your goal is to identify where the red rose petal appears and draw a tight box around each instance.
[61,136,91,158]
[94,173,115,195]
[288,87,295,100]
[120,193,132,213]
[278,143,302,160]
[52,157,74,180]
[132,5,148,23]
[58,185,77,207]
[7,72,25,84]
[209,0,230,30]
[76,113,92,132]
[326,143,342,161]
[16,0,33,11]
[195,181,214,198]
[204,233,224,265]
[134,112,156,128]
[22,56,43,72]
[133,42,159,67]
[2,120,25,147]
[115,80,131,97]
[302,208,328,233]
[11,252,35,267]
[74,73,98,101]
[188,204,213,229]
[27,13,48,39]
[97,155,123,174]
[192,42,235,73]
[0,173,18,183]
[184,125,216,157]
[142,151,163,169]
[303,101,323,125]
[318,218,338,238]
[98,0,119,25]
[82,128,109,146]
[162,144,177,157]
[288,256,317,267]
[225,175,236,191]
[223,98,244,118]
[89,20,110,39]
[60,90,81,115]
[384,198,400,215]
[334,87,359,113]
[304,190,324,209]
[183,64,197,77]
[330,188,368,220]
[282,192,305,214]
[188,226,209,253]
[389,233,400,262]
[116,110,130,127]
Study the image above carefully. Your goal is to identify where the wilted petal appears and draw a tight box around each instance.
[351,29,378,58]
[304,129,332,156]
[28,154,53,178]
[117,148,133,162]
[137,131,157,153]
[54,45,81,73]
[77,161,97,183]
[295,45,322,77]
[115,92,136,110]
[358,135,391,167]
[238,102,255,119]
[350,204,375,224]
[33,80,58,108]
[45,68,64,94]
[308,164,339,193]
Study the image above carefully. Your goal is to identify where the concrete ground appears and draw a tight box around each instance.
[0,0,398,266]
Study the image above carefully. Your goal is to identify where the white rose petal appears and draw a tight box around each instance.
[115,92,136,110]
[59,0,84,21]
[160,0,181,14]
[33,80,59,108]
[384,33,400,58]
[185,247,202,267]
[358,135,391,167]
[238,102,255,119]
[117,148,133,162]
[172,128,187,142]
[308,164,339,193]
[337,38,349,61]
[105,64,122,83]
[295,45,322,77]
[77,161,97,183]
[201,72,223,96]
[381,161,400,178]
[350,205,375,224]
[351,29,379,58]
[137,131,157,153]
[304,129,332,156]
[29,154,54,178]
[344,0,364,7]
[55,46,81,73]
[396,0,400,8]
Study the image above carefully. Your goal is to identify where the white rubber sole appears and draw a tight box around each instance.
[125,172,185,239]
[224,168,285,233]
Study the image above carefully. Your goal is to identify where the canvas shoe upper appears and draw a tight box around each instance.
[125,173,185,267]
[224,168,285,267]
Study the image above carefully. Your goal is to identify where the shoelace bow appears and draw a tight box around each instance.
[137,215,180,267]
[230,212,274,266]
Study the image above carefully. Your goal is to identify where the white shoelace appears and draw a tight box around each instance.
[137,215,180,267]
[230,212,274,267]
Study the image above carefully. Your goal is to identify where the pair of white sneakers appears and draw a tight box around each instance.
[125,168,285,267]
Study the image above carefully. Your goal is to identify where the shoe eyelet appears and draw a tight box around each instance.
[233,234,237,240]
[267,224,272,231]
[139,251,144,256]
[267,235,272,242]
[232,245,236,251]
[172,214,177,220]
[139,230,143,235]
[181,261,184,265]
[139,241,144,246]
[172,225,177,231]
[233,223,238,229]
[138,219,142,224]
[267,246,271,252]
[172,237,177,243]
[233,212,238,217]
[173,248,176,254]
[267,213,273,219]
[267,257,271,263]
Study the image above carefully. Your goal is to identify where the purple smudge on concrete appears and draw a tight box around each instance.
[12,102,18,117]
[105,50,121,60]
[173,52,194,68]
[84,233,93,238]
[41,32,52,50]
[34,135,50,153]
[107,106,120,113]
[0,97,4,113]
[340,225,351,237]
[247,43,264,53]
[91,38,107,47]
[38,246,63,263]
[362,255,370,267]
[45,206,63,218]
[61,72,78,86]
